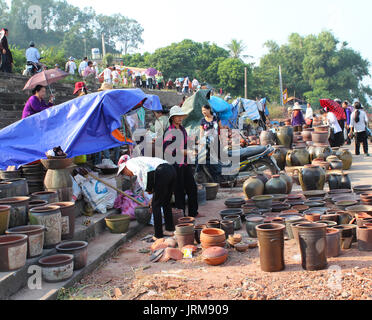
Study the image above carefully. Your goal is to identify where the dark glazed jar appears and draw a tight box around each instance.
[265,175,288,195]
[299,165,326,191]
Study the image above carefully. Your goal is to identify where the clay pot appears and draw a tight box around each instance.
[0,170,22,180]
[265,176,287,195]
[312,158,330,171]
[200,228,226,247]
[6,225,45,258]
[175,232,195,249]
[172,209,184,227]
[256,223,285,272]
[329,160,343,171]
[252,195,274,209]
[203,183,219,201]
[50,202,76,240]
[305,213,321,222]
[29,200,48,209]
[326,228,341,258]
[279,172,293,194]
[260,130,276,146]
[243,176,265,199]
[56,241,88,270]
[194,224,206,244]
[297,223,328,271]
[0,197,30,228]
[246,216,265,238]
[336,148,353,170]
[0,205,10,235]
[3,178,29,197]
[206,220,221,229]
[272,146,289,170]
[271,203,291,213]
[0,182,16,199]
[346,205,372,216]
[104,214,130,234]
[0,234,28,272]
[223,215,241,231]
[220,220,234,239]
[255,171,269,185]
[332,225,354,249]
[292,205,310,213]
[202,247,228,266]
[286,148,310,167]
[312,131,329,144]
[311,145,332,161]
[220,209,244,221]
[301,129,313,142]
[276,126,294,149]
[31,191,59,204]
[284,217,306,239]
[359,218,372,227]
[197,184,207,205]
[299,165,326,191]
[175,223,194,234]
[134,206,152,225]
[225,198,245,208]
[321,214,340,223]
[39,254,74,283]
[336,200,358,211]
[339,174,351,190]
[178,217,196,225]
[357,227,372,251]
[353,185,372,194]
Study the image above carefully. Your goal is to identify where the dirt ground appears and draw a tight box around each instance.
[63,144,372,300]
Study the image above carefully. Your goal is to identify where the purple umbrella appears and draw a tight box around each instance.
[145,68,158,76]
[23,68,69,90]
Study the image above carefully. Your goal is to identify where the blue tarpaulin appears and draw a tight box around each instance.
[209,96,233,120]
[0,89,162,169]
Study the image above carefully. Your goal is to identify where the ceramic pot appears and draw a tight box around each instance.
[172,209,184,227]
[203,183,219,201]
[312,131,329,144]
[255,171,269,185]
[302,129,313,142]
[312,158,330,171]
[299,165,326,191]
[328,173,342,190]
[178,217,196,225]
[260,130,276,146]
[39,254,74,283]
[339,174,351,190]
[329,160,343,170]
[276,126,294,149]
[0,197,30,228]
[284,217,306,239]
[336,148,353,170]
[252,195,274,209]
[332,225,354,249]
[224,198,245,208]
[357,227,372,251]
[305,213,321,222]
[256,223,285,272]
[55,241,88,270]
[220,209,244,221]
[29,200,48,209]
[297,223,328,271]
[104,214,130,234]
[0,234,28,272]
[175,232,195,249]
[200,228,226,246]
[197,185,207,205]
[353,185,372,194]
[194,225,206,244]
[31,191,59,204]
[223,215,241,231]
[0,182,16,199]
[50,202,76,240]
[245,216,264,238]
[134,206,152,225]
[0,205,10,235]
[272,146,289,171]
[5,225,45,258]
[175,223,195,234]
[314,125,329,132]
[321,214,340,223]
[286,148,310,167]
[279,172,293,194]
[265,176,287,195]
[202,247,228,266]
[3,178,29,197]
[243,176,265,199]
[312,145,332,161]
[220,220,234,239]
[206,220,221,229]
[326,228,341,258]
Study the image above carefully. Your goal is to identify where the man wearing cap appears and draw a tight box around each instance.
[117,155,177,240]
[163,106,199,218]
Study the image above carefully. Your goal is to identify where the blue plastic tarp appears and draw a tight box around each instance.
[209,96,233,121]
[0,89,162,169]
[236,98,261,121]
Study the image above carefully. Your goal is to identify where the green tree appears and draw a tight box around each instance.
[103,53,114,66]
[226,39,246,59]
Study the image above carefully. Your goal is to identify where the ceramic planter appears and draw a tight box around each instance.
[39,254,74,283]
[6,225,45,258]
[299,165,326,191]
[0,205,11,235]
[202,247,228,266]
[243,176,265,199]
[326,228,341,258]
[3,178,29,197]
[104,214,130,234]
[50,202,76,240]
[305,213,321,222]
[134,206,152,225]
[225,198,245,208]
[357,227,372,251]
[0,234,28,272]
[252,195,274,209]
[246,217,265,238]
[0,197,30,228]
[31,191,59,204]
[203,183,219,201]
[256,223,285,272]
[175,223,194,235]
[56,241,88,270]
[297,223,328,271]
[265,175,287,195]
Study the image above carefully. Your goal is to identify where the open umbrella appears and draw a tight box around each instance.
[23,68,69,91]
[145,68,158,77]
[319,99,346,121]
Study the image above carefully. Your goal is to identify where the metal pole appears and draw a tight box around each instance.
[101,33,106,57]
[279,65,284,106]
[244,67,248,99]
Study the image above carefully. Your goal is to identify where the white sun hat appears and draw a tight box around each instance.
[169,106,188,119]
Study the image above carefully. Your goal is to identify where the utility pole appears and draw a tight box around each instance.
[83,38,87,57]
[279,65,284,106]
[244,67,248,99]
[101,33,106,58]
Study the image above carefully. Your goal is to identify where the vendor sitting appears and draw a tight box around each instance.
[22,85,54,118]
[117,155,177,241]
[291,103,305,132]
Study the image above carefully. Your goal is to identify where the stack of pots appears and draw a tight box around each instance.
[21,163,45,194]
[200,228,226,249]
[175,223,195,248]
[256,223,285,272]
[0,169,22,181]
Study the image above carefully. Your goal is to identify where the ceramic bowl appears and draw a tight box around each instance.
[252,195,274,209]
[335,200,358,211]
[202,247,228,266]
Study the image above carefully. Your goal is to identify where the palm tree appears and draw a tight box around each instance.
[226,39,246,59]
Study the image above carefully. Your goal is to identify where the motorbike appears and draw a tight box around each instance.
[194,144,280,185]
[23,57,45,77]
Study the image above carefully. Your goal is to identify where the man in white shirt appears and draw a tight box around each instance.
[305,103,314,127]
[103,65,112,84]
[25,41,40,65]
[65,57,77,75]
[192,78,199,91]
[111,67,120,87]
[78,57,88,77]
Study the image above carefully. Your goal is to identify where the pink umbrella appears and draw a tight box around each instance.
[23,68,69,91]
[145,68,158,77]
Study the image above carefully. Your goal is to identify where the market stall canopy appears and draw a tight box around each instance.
[319,99,346,121]
[0,89,162,169]
[233,98,261,122]
[23,68,69,90]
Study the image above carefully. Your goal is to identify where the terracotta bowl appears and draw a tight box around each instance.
[292,205,310,213]
[202,247,228,266]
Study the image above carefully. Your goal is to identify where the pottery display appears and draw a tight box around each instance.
[202,183,219,201]
[276,126,293,149]
[256,223,285,272]
[357,227,372,251]
[202,247,228,266]
[299,165,326,191]
[252,195,274,209]
[311,145,332,162]
[5,225,45,258]
[39,254,74,283]
[326,228,341,258]
[284,216,306,239]
[243,176,264,199]
[335,148,353,170]
[0,197,30,228]
[104,214,130,234]
[200,228,226,249]
[0,234,28,272]
[0,205,10,235]
[297,223,328,271]
[265,175,287,195]
[286,148,310,167]
[272,146,289,170]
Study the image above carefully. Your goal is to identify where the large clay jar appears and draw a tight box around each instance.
[299,165,326,191]
[357,227,372,251]
[336,148,353,170]
[339,173,351,190]
[265,175,288,195]
[279,172,293,194]
[276,126,293,149]
[243,176,265,199]
[312,145,332,161]
[286,148,310,167]
[260,130,276,146]
[301,128,314,142]
[328,173,341,190]
[272,146,288,171]
[297,223,328,271]
[312,158,330,171]
[329,160,343,170]
[255,171,269,185]
[312,131,329,145]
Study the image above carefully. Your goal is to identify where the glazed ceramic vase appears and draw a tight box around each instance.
[299,165,326,191]
[272,146,288,171]
[276,126,293,149]
[265,175,288,195]
[286,148,310,167]
[243,176,265,199]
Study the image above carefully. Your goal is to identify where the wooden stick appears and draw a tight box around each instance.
[85,172,146,207]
